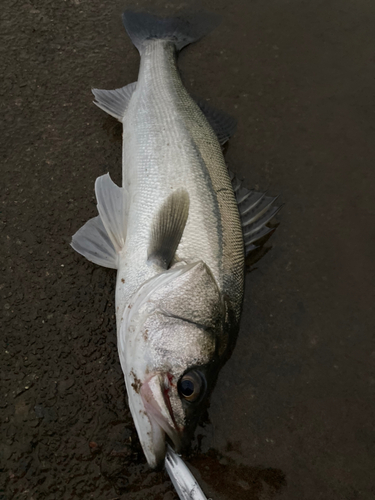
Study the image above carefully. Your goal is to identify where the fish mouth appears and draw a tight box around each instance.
[140,374,183,459]
[126,372,183,469]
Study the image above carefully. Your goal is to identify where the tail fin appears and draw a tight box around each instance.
[122,10,220,53]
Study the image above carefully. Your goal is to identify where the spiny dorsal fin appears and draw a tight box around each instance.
[195,97,237,145]
[148,189,190,269]
[92,82,137,122]
[229,171,280,256]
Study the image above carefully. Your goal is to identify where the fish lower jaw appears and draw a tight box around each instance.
[124,369,183,469]
[133,403,182,470]
[140,375,184,454]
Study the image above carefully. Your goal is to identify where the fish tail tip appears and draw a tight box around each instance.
[122,10,220,52]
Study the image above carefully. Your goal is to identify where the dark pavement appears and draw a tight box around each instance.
[1,0,374,498]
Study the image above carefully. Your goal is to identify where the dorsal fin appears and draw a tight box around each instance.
[229,171,280,255]
[195,97,237,145]
[148,189,190,269]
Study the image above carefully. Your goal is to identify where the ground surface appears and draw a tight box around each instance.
[1,0,375,499]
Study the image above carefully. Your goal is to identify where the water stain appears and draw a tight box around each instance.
[189,449,286,500]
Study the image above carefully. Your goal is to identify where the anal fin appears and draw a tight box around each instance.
[148,190,190,269]
[92,82,137,121]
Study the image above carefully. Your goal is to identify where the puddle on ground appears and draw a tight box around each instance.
[189,448,286,500]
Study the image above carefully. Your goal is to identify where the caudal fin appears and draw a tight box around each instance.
[122,10,220,53]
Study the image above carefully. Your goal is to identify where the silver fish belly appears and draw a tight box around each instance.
[71,10,279,470]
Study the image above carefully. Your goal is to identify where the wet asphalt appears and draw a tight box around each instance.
[1,0,375,499]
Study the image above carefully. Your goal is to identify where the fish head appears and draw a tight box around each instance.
[119,261,228,469]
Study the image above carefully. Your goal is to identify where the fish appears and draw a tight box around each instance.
[71,10,279,470]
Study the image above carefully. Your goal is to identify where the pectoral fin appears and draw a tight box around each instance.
[148,190,190,269]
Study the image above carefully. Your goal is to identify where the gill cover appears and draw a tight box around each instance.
[118,261,226,468]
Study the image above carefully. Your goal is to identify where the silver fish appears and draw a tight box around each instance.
[72,11,279,470]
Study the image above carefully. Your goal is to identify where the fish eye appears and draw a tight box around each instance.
[178,371,204,402]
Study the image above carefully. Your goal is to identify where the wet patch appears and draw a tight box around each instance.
[189,449,286,500]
